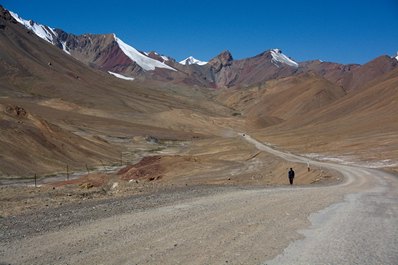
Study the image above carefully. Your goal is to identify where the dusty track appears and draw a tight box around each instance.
[1,134,397,264]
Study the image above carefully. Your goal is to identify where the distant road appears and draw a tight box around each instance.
[1,134,397,264]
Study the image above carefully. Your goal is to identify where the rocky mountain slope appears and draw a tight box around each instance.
[301,55,398,91]
[0,6,236,175]
[219,67,398,164]
[7,7,398,91]
[0,8,302,88]
[1,5,397,178]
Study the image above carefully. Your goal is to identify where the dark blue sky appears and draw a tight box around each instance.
[2,0,398,64]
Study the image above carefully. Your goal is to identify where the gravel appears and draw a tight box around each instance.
[0,185,240,242]
[1,135,397,265]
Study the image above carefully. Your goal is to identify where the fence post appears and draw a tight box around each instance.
[66,164,69,181]
[100,160,106,172]
[34,173,37,188]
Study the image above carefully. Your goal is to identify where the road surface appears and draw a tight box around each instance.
[243,134,398,265]
[1,134,397,264]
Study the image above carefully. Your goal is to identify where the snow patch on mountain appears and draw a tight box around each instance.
[179,56,207,66]
[9,10,74,56]
[61,41,70,55]
[114,35,176,71]
[108,71,135,81]
[270,49,298,67]
[160,55,169,62]
[151,52,169,62]
[9,11,56,44]
[394,52,398,61]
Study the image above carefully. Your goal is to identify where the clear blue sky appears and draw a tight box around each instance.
[2,0,398,64]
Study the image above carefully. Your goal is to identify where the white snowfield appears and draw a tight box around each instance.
[108,71,135,81]
[160,55,169,62]
[9,11,56,44]
[10,11,72,54]
[179,56,208,66]
[271,49,299,67]
[9,10,176,72]
[61,41,70,55]
[114,35,176,72]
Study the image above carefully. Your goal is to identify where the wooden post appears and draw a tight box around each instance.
[66,164,69,181]
[100,160,106,171]
[34,173,37,188]
[120,152,123,166]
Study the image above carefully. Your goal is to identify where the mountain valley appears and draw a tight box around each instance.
[0,5,397,216]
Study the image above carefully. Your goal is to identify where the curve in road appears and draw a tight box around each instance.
[1,134,397,264]
[242,134,398,265]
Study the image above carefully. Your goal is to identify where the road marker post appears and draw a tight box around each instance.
[85,164,90,175]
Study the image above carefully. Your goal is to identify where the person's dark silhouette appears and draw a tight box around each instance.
[288,168,295,185]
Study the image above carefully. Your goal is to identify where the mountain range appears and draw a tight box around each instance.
[1,5,397,178]
[7,8,398,90]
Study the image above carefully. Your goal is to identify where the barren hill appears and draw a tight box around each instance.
[0,7,237,176]
[237,68,398,165]
[1,4,397,183]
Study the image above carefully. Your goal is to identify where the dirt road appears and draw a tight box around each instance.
[1,134,397,264]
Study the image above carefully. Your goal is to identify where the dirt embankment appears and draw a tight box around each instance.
[0,103,120,177]
[0,136,340,218]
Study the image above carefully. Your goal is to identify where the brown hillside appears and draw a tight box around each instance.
[0,8,237,176]
[1,5,397,185]
[0,104,119,175]
[254,68,398,164]
[218,73,346,128]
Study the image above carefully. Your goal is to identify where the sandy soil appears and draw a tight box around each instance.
[2,135,396,265]
[0,135,338,218]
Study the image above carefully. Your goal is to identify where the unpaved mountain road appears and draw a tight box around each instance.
[244,134,398,265]
[1,134,397,265]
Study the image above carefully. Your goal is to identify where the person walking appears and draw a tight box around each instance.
[288,168,295,185]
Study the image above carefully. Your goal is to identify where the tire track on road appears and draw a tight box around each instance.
[239,134,398,265]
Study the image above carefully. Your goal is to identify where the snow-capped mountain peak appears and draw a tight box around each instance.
[179,56,207,66]
[270,49,298,68]
[9,11,71,54]
[9,11,57,44]
[9,10,176,72]
[113,35,176,71]
[394,52,398,61]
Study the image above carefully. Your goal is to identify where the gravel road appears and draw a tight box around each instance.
[1,134,397,265]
